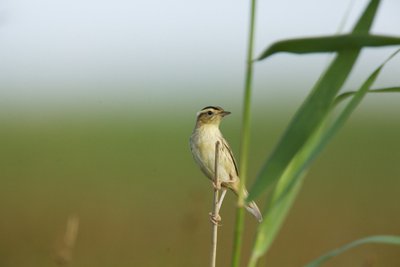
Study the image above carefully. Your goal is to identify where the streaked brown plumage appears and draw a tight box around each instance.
[190,106,262,222]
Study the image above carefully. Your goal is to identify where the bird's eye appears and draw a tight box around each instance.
[207,111,213,116]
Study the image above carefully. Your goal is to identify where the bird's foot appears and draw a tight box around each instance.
[209,212,222,226]
[213,181,222,191]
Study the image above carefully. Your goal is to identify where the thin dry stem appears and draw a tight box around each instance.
[210,141,221,267]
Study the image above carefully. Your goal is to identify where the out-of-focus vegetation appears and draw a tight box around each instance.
[237,0,400,265]
[0,109,399,267]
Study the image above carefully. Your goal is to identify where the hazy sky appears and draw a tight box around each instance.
[1,0,399,111]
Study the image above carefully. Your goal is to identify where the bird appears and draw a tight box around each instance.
[189,106,262,223]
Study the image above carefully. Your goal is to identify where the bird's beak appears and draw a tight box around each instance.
[221,111,231,117]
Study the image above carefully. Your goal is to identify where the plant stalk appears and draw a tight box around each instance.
[210,141,221,267]
[231,0,257,266]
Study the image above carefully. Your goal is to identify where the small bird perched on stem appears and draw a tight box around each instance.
[190,106,262,223]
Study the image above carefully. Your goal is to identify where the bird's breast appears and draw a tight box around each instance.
[190,126,222,179]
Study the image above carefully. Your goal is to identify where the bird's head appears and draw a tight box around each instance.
[196,106,231,126]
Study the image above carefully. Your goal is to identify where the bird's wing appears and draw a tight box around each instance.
[221,138,239,176]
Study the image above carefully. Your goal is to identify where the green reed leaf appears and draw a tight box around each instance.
[304,235,400,267]
[258,34,400,60]
[248,0,381,202]
[248,41,399,267]
[263,49,399,220]
[335,86,400,105]
[248,1,387,265]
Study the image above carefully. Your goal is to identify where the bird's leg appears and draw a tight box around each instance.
[216,188,227,213]
[209,188,227,225]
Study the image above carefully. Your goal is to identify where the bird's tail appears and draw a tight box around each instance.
[230,183,263,223]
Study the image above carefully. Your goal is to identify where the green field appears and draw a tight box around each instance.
[1,110,399,267]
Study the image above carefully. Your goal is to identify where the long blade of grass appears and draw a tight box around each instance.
[267,49,399,213]
[257,34,400,60]
[248,48,400,267]
[276,49,399,201]
[248,119,328,266]
[304,235,400,267]
[335,86,400,105]
[248,0,381,202]
[248,153,308,266]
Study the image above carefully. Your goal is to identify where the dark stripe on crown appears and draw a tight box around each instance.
[201,106,223,111]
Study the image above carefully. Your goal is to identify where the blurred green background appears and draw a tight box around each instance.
[1,0,400,266]
[1,104,399,267]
